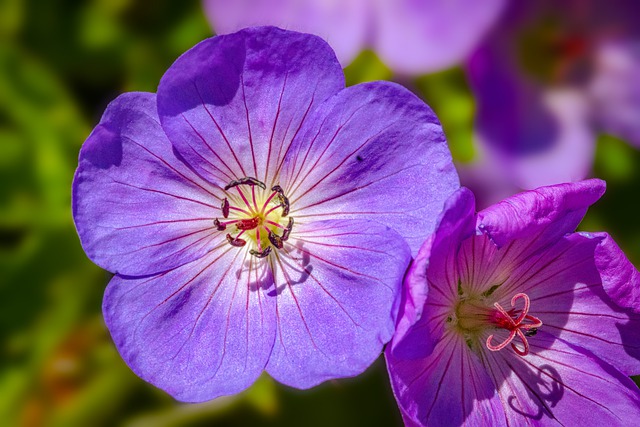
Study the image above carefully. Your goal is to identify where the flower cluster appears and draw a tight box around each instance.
[73,25,640,425]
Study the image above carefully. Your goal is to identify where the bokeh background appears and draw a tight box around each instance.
[1,1,639,426]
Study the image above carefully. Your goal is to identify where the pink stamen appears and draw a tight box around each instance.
[486,293,542,357]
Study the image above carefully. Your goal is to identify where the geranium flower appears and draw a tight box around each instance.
[468,0,640,190]
[72,26,458,402]
[386,180,640,426]
[203,0,506,74]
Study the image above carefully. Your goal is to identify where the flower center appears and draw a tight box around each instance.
[455,292,542,357]
[214,177,294,258]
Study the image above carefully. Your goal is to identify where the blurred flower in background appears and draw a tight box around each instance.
[204,0,506,74]
[467,0,640,196]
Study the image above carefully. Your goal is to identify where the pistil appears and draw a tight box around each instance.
[485,293,542,356]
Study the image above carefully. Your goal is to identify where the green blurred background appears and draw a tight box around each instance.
[1,1,639,426]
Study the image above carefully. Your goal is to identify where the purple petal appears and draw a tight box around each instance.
[391,188,476,359]
[386,330,507,427]
[264,219,410,388]
[103,246,277,402]
[491,232,640,376]
[157,26,344,187]
[203,0,369,67]
[374,0,506,74]
[477,179,606,251]
[72,92,221,276]
[589,232,640,309]
[484,331,640,425]
[281,81,459,255]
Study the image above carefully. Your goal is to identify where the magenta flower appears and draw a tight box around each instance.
[468,0,640,189]
[72,27,458,402]
[386,180,640,426]
[204,0,506,74]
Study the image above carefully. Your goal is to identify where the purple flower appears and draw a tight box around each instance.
[72,27,458,402]
[468,0,640,189]
[204,0,506,74]
[386,180,640,426]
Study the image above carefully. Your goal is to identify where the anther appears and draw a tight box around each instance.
[271,185,290,217]
[214,218,226,231]
[250,247,272,258]
[226,234,247,247]
[268,230,284,249]
[224,176,266,191]
[282,217,294,241]
[221,198,230,218]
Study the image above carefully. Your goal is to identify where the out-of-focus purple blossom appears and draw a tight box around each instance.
[72,26,458,402]
[386,180,640,426]
[468,0,640,190]
[204,0,506,74]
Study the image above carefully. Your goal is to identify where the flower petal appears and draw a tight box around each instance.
[386,331,507,427]
[264,219,410,388]
[477,179,606,251]
[520,233,640,376]
[203,0,369,67]
[103,246,277,402]
[590,231,640,309]
[391,188,476,359]
[157,26,344,187]
[72,92,220,276]
[374,0,506,74]
[281,81,459,254]
[484,331,640,426]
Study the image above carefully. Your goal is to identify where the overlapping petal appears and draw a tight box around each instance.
[484,332,640,426]
[103,245,277,402]
[72,92,220,276]
[386,331,507,427]
[265,219,410,388]
[280,81,459,254]
[477,180,606,252]
[157,26,344,188]
[391,188,475,359]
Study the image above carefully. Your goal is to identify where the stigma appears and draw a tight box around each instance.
[485,293,543,356]
[214,177,293,259]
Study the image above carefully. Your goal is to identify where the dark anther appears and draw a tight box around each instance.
[250,246,272,258]
[221,198,230,218]
[224,176,266,190]
[268,230,284,249]
[524,328,538,337]
[271,185,290,217]
[282,217,294,241]
[214,218,226,231]
[226,234,246,247]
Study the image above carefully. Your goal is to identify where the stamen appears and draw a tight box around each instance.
[282,217,294,241]
[235,217,260,231]
[250,247,272,259]
[226,233,247,247]
[224,177,266,190]
[221,198,230,218]
[271,185,290,217]
[267,229,284,249]
[214,218,226,231]
[485,293,542,357]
